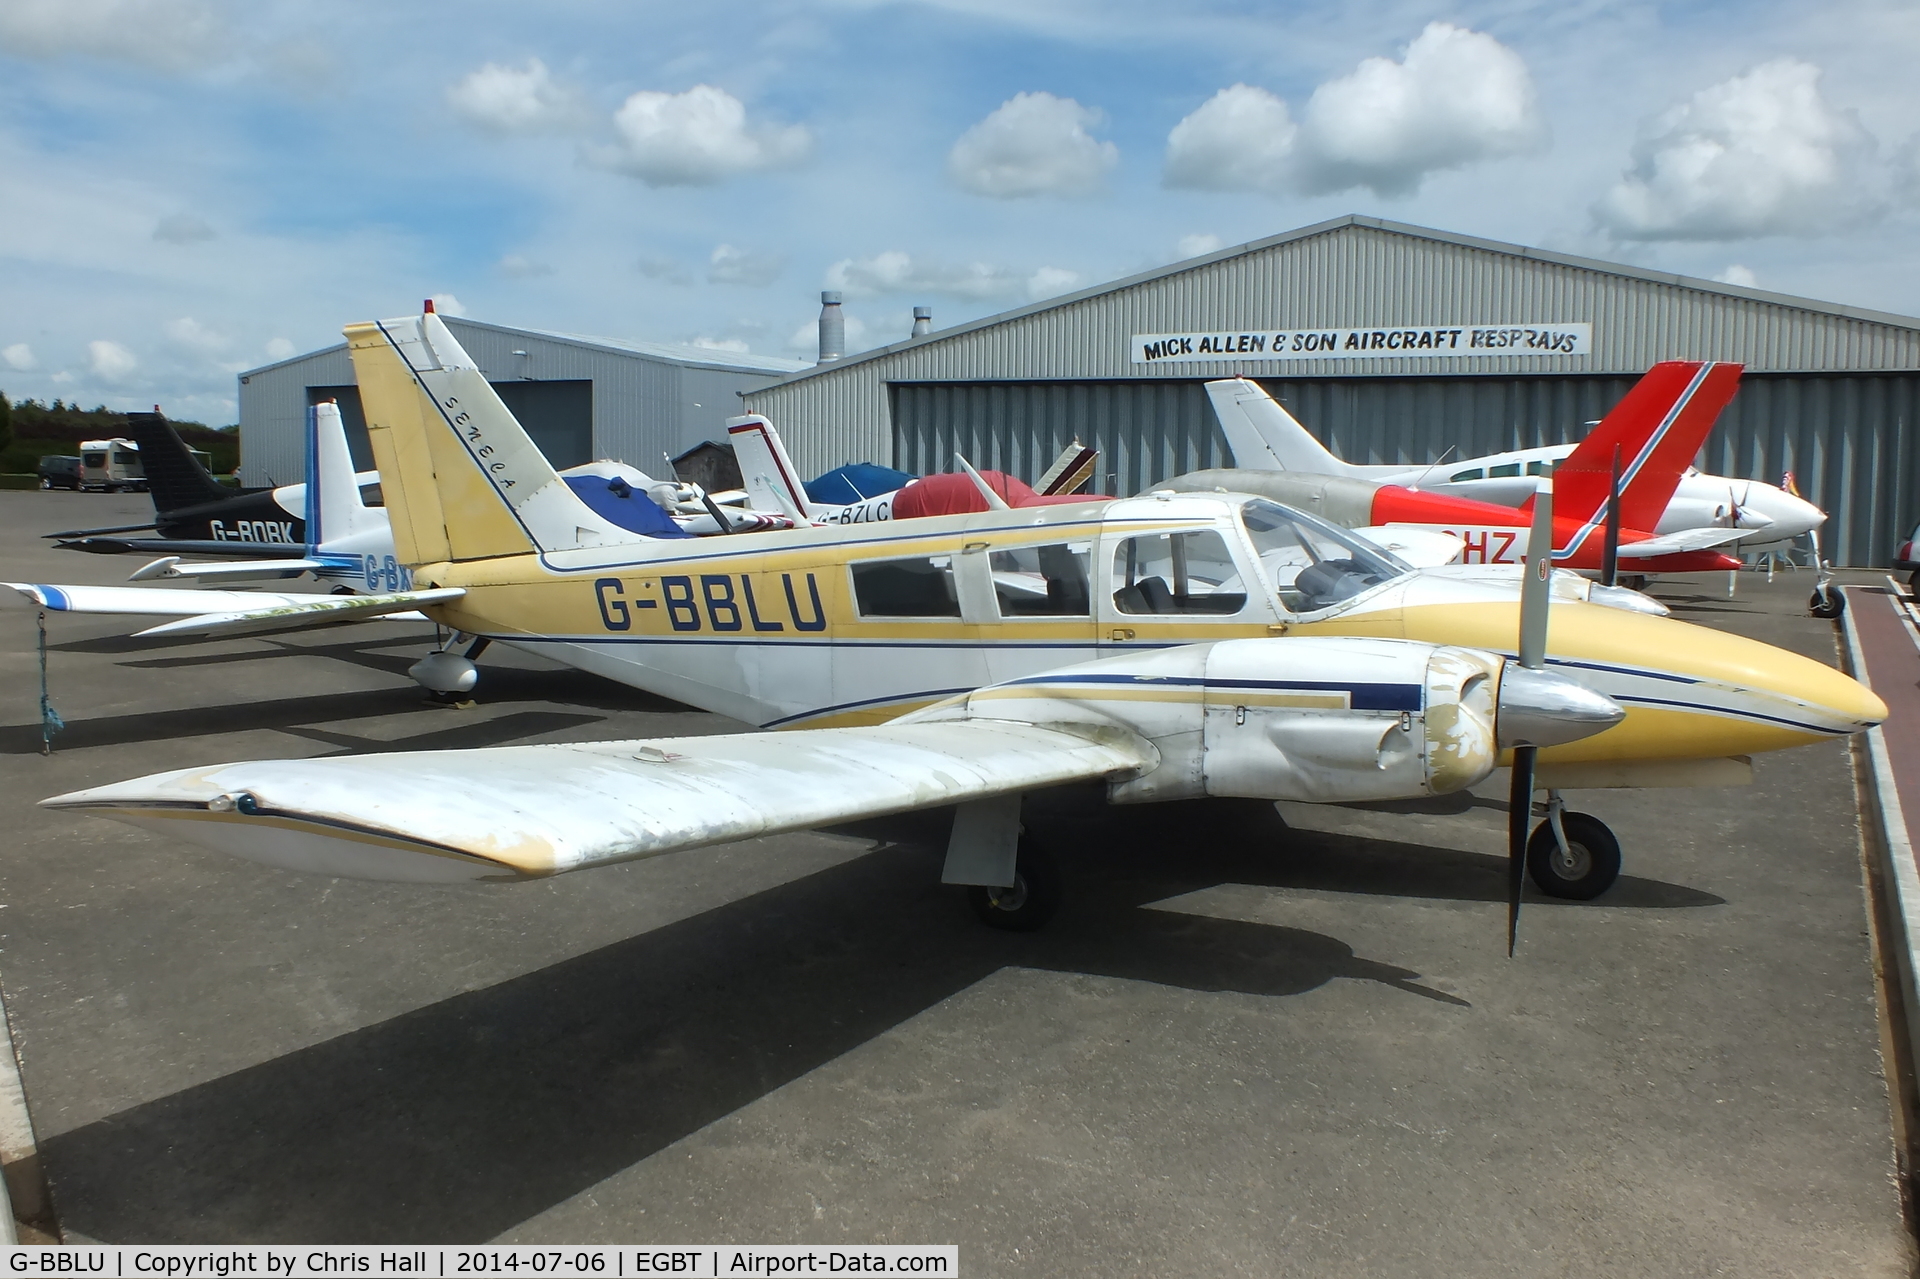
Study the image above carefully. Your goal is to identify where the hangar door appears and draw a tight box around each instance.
[307,379,595,472]
[890,374,1920,568]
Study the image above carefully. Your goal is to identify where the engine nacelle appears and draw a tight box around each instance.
[927,637,1507,806]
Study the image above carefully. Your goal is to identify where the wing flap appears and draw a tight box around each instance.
[43,721,1154,882]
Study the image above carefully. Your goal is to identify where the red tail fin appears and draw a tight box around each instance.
[1553,361,1742,530]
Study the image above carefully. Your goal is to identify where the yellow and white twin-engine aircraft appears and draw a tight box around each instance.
[44,313,1886,941]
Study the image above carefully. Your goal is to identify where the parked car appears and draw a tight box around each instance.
[36,455,83,490]
[1895,519,1920,593]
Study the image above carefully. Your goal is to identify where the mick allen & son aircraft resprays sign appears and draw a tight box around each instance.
[1130,323,1592,364]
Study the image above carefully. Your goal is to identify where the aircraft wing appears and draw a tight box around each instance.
[1614,527,1749,558]
[54,537,307,558]
[6,582,459,638]
[42,720,1155,883]
[1357,526,1464,568]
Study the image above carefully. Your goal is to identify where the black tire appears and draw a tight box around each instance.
[1526,812,1622,901]
[967,837,1062,932]
[1907,570,1919,596]
[37,478,50,490]
[1809,585,1845,619]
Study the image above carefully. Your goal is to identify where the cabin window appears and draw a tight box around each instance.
[850,555,961,618]
[1526,460,1551,476]
[112,450,140,466]
[1111,530,1248,616]
[990,542,1091,617]
[82,452,106,467]
[1449,468,1484,482]
[1488,463,1522,478]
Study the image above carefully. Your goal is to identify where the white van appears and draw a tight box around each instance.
[78,438,147,492]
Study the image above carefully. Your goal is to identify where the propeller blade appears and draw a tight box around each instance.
[1601,444,1622,589]
[1508,744,1535,957]
[1518,475,1555,671]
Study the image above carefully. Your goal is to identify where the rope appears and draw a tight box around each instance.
[36,610,63,756]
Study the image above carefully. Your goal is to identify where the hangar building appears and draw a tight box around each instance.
[742,215,1920,567]
[237,317,804,488]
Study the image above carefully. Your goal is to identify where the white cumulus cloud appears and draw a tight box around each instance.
[948,92,1118,198]
[828,250,1077,303]
[2,344,37,372]
[1595,60,1875,241]
[689,336,751,354]
[594,85,810,186]
[429,293,466,317]
[498,254,553,278]
[1177,233,1225,259]
[0,0,226,73]
[89,340,137,381]
[1714,264,1760,288]
[708,244,786,287]
[637,256,691,285]
[164,316,226,353]
[1164,23,1544,198]
[153,213,216,244]
[447,58,587,134]
[1164,85,1298,193]
[264,337,296,361]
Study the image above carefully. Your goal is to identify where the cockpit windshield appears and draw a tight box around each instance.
[1239,497,1411,612]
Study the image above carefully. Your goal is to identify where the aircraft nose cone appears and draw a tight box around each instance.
[1497,664,1625,749]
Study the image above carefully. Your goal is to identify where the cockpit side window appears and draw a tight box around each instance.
[1239,498,1407,613]
[1450,467,1484,482]
[1111,530,1248,616]
[1488,462,1522,478]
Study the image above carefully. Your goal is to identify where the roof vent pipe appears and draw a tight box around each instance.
[911,306,932,338]
[817,291,844,363]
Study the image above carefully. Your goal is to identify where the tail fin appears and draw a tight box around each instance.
[345,313,645,565]
[305,401,385,549]
[123,411,233,511]
[1554,361,1743,529]
[725,415,811,521]
[1204,378,1362,476]
[1035,441,1098,495]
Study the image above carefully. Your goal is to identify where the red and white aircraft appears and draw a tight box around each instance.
[1177,363,1749,573]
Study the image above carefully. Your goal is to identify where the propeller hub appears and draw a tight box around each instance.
[1496,664,1625,749]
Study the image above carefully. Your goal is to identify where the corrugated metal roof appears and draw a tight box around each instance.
[237,317,806,381]
[757,214,1920,391]
[742,214,1920,474]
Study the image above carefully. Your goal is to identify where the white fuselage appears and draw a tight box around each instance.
[1349,444,1824,546]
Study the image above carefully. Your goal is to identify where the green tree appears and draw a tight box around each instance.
[0,391,11,455]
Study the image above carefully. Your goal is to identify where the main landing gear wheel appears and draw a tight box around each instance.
[1526,811,1622,900]
[1808,584,1845,619]
[1909,570,1920,597]
[968,839,1061,932]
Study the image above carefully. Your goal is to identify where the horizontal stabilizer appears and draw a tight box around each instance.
[10,583,337,616]
[43,720,1153,883]
[1354,526,1463,568]
[129,556,325,582]
[58,537,311,558]
[130,588,463,638]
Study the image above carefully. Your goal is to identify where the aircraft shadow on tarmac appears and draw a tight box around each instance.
[43,794,1721,1245]
[0,667,698,756]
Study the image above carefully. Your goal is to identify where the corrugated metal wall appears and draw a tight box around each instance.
[748,217,1920,477]
[891,373,1920,567]
[236,320,786,486]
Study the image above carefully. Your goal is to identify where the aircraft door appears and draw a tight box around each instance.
[1099,527,1276,650]
[973,539,1099,682]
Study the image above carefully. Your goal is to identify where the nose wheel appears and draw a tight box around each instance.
[1525,808,1622,900]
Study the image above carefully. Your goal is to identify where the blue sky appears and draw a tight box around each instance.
[2,0,1918,424]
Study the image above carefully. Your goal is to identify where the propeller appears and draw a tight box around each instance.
[1600,443,1622,589]
[1509,470,1556,956]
